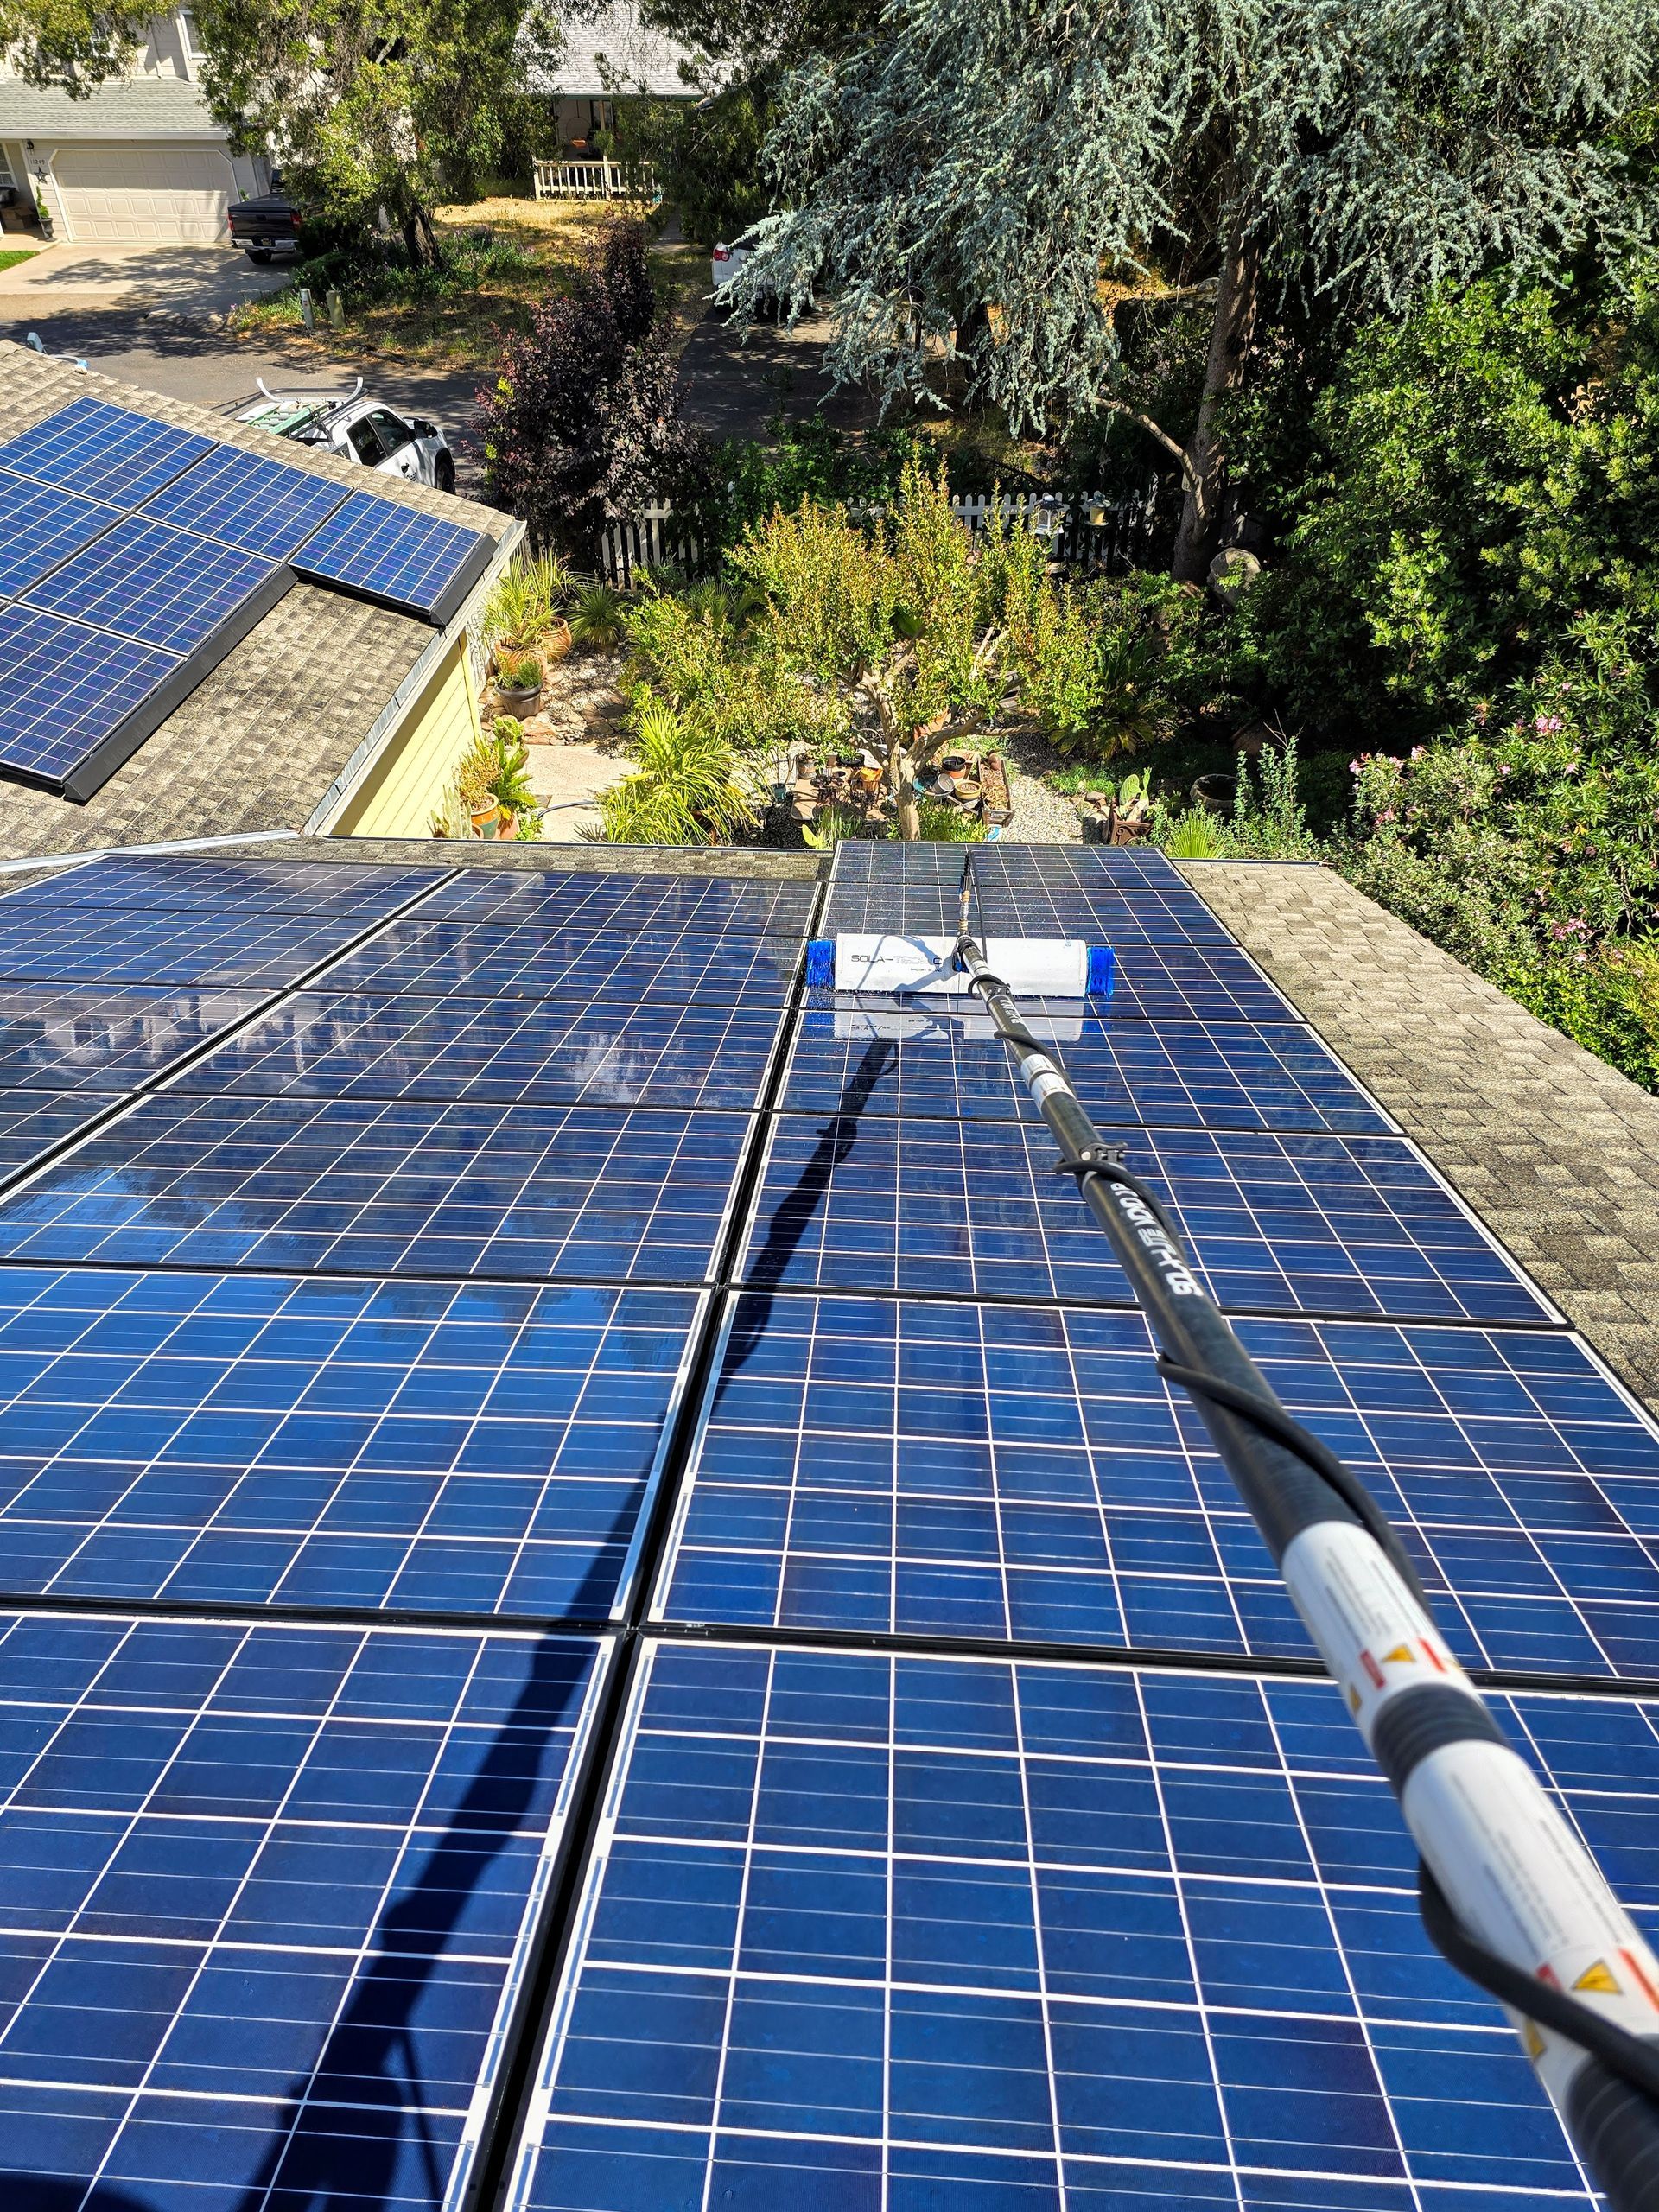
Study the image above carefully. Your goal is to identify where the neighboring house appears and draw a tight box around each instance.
[0,346,522,862]
[533,1,702,149]
[0,10,267,246]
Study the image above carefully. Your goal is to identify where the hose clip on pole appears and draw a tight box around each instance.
[945,855,1659,2209]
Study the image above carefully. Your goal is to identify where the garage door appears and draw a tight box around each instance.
[52,145,233,245]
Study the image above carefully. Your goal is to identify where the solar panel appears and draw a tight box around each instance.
[738,1118,1553,1324]
[653,1293,1659,1675]
[0,1093,753,1283]
[504,1639,1620,2212]
[0,1608,607,2207]
[21,510,291,657]
[0,468,119,599]
[823,838,1230,940]
[782,1007,1393,1134]
[0,903,393,988]
[0,395,217,505]
[0,1087,122,1176]
[0,604,183,798]
[1077,939,1294,1024]
[0,982,264,1089]
[420,869,820,936]
[0,854,449,916]
[0,1266,701,1617]
[289,488,495,625]
[137,441,350,558]
[320,918,806,1005]
[174,992,792,1109]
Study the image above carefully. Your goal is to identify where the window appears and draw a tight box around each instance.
[365,407,412,458]
[0,155,14,190]
[178,10,203,61]
[346,417,387,467]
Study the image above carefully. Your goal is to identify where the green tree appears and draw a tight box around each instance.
[0,0,149,87]
[736,0,1654,581]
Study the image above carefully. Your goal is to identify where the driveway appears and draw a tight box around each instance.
[677,303,880,441]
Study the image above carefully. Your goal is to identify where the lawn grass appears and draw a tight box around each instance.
[0,247,38,274]
[227,197,709,374]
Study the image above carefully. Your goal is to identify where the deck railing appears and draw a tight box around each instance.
[531,158,658,201]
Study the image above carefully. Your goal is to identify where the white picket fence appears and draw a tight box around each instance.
[532,158,658,201]
[599,481,1164,588]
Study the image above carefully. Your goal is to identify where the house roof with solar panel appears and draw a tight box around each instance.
[0,826,1655,2210]
[0,344,518,857]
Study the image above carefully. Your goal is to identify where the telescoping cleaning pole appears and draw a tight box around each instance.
[949,855,1659,2208]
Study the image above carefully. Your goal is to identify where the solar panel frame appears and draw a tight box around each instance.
[0,1092,756,1284]
[21,512,293,656]
[289,488,496,626]
[736,1116,1555,1325]
[0,469,121,601]
[137,442,351,559]
[0,981,267,1089]
[0,1265,706,1621]
[652,1292,1659,1677]
[0,1607,610,2209]
[780,1006,1395,1135]
[504,1637,1627,2212]
[0,395,218,506]
[171,991,796,1110]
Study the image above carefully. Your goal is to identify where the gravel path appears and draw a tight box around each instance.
[995,727,1083,842]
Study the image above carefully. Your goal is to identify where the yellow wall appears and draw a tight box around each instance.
[329,639,480,838]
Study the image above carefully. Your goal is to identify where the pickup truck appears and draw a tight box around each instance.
[233,380,460,493]
[227,187,303,264]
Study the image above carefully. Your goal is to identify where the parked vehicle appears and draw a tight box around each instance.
[227,184,303,265]
[232,380,459,493]
[711,231,819,315]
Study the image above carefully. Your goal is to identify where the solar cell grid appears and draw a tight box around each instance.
[506,1638,1623,2212]
[421,869,819,936]
[0,903,386,988]
[0,1092,753,1283]
[783,1007,1393,1134]
[0,1608,607,2210]
[0,1088,123,1176]
[0,1266,701,1618]
[739,1117,1552,1324]
[320,916,806,1005]
[0,605,181,791]
[823,839,1228,940]
[0,982,265,1089]
[655,1293,1659,1676]
[137,441,350,558]
[174,991,791,1109]
[0,855,450,916]
[0,396,217,506]
[21,512,288,655]
[0,469,119,600]
[290,488,494,625]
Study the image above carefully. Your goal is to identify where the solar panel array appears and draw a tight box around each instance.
[0,396,496,798]
[0,841,1652,2212]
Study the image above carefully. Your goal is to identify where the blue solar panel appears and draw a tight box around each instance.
[823,839,1229,940]
[0,1088,121,1176]
[0,396,217,505]
[175,992,791,1109]
[321,918,805,1005]
[783,1007,1392,1135]
[0,1267,700,1616]
[0,1609,607,2208]
[654,1293,1659,1675]
[137,442,349,558]
[0,604,181,794]
[21,512,289,654]
[0,903,390,988]
[1071,940,1292,1024]
[0,854,449,916]
[739,1119,1553,1324]
[421,869,820,936]
[290,488,494,624]
[0,469,119,599]
[505,1638,1626,2212]
[0,1093,752,1282]
[0,982,264,1090]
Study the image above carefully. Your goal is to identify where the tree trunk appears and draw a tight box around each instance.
[1171,225,1260,584]
[895,781,921,840]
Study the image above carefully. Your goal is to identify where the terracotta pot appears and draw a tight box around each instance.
[470,803,502,837]
[495,810,518,841]
[542,620,572,666]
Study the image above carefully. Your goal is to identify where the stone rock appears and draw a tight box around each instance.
[1208,546,1262,608]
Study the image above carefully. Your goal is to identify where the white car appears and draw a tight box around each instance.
[232,380,458,493]
[710,237,753,307]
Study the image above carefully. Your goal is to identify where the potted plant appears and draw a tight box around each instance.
[487,715,538,836]
[454,728,502,836]
[493,648,543,715]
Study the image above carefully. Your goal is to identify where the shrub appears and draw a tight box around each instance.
[569,582,628,652]
[1007,568,1208,757]
[493,648,542,693]
[591,699,759,843]
[1158,808,1229,858]
[486,552,570,647]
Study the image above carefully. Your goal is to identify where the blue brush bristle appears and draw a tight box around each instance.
[1087,944,1116,995]
[805,939,835,986]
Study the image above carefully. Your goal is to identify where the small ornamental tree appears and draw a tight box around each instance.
[479,218,705,565]
[734,0,1655,582]
[731,457,1046,837]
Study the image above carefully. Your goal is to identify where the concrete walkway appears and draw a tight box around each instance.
[1183,861,1659,1413]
